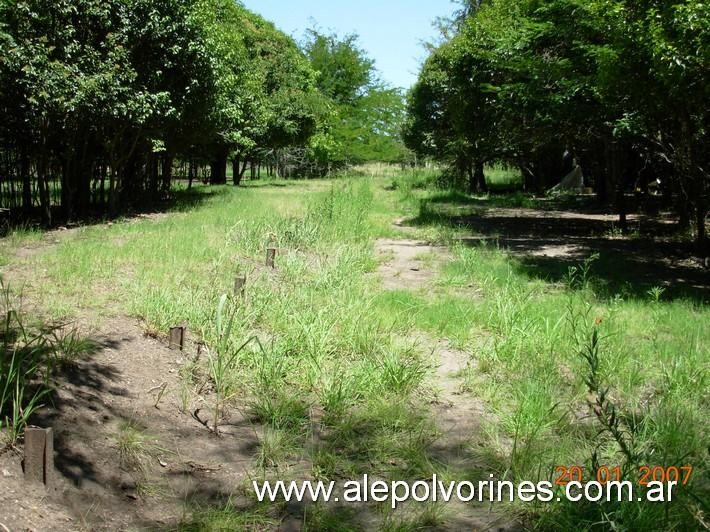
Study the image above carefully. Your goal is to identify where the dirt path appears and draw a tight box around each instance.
[375,238,449,291]
[375,226,519,531]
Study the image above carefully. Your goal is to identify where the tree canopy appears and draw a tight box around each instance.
[405,0,709,246]
[0,1,408,221]
[301,29,409,171]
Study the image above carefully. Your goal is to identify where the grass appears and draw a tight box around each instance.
[0,278,93,445]
[1,169,708,530]
[115,418,170,497]
[485,165,524,192]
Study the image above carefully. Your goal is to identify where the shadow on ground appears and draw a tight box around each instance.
[408,195,709,303]
[1,184,228,235]
[25,321,261,530]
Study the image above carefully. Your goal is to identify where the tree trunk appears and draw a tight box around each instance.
[474,161,487,193]
[37,149,51,226]
[210,151,228,185]
[232,156,242,186]
[76,133,92,218]
[161,154,173,194]
[697,204,708,251]
[188,159,195,189]
[20,148,32,217]
[611,144,628,233]
[467,161,487,194]
[149,155,160,200]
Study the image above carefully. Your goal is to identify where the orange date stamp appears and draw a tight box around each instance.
[554,465,694,486]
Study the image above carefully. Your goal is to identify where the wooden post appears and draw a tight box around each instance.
[266,248,276,268]
[234,276,246,297]
[24,427,53,485]
[169,326,185,351]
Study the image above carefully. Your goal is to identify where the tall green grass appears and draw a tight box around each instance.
[0,278,92,444]
[386,172,709,530]
[7,172,708,530]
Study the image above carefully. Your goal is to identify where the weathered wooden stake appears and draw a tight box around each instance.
[266,248,276,268]
[234,276,246,297]
[24,427,53,486]
[169,326,185,350]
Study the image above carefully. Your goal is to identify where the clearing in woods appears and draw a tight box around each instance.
[0,170,707,530]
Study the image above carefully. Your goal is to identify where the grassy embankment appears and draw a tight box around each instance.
[1,168,707,530]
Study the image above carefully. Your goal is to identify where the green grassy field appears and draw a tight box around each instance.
[2,170,708,530]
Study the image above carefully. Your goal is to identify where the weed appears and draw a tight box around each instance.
[116,419,154,471]
[203,294,262,434]
[0,280,54,444]
[256,427,299,471]
[115,418,171,499]
[566,253,600,292]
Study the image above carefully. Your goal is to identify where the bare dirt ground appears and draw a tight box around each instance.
[0,315,258,531]
[375,230,519,531]
[375,238,449,291]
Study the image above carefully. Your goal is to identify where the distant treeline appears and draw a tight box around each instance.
[404,0,708,246]
[0,0,407,223]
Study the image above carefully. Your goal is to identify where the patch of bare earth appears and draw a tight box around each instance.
[377,228,519,530]
[425,337,519,531]
[375,238,449,291]
[0,316,258,531]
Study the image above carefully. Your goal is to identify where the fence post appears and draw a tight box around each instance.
[266,248,276,268]
[169,326,185,350]
[234,276,246,297]
[24,427,53,486]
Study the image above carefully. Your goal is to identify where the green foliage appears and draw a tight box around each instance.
[0,289,52,443]
[0,0,215,216]
[0,279,90,444]
[0,0,327,212]
[406,0,709,243]
[302,29,410,169]
[305,30,374,107]
[195,0,320,160]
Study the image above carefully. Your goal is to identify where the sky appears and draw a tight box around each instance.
[241,0,456,90]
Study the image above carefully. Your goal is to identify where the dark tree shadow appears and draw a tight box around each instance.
[25,328,263,530]
[1,184,228,234]
[407,196,708,303]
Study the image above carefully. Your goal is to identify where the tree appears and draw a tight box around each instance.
[194,0,321,185]
[406,0,707,245]
[593,0,709,246]
[0,0,213,219]
[301,29,409,172]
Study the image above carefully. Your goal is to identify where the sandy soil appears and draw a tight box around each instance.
[0,316,258,531]
[376,227,519,531]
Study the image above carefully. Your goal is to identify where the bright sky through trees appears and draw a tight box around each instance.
[241,0,455,89]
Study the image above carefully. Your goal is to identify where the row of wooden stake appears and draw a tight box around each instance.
[168,247,277,352]
[23,248,279,486]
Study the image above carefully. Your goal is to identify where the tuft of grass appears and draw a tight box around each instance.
[0,278,92,444]
[114,418,171,498]
[178,501,278,531]
[116,419,154,472]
